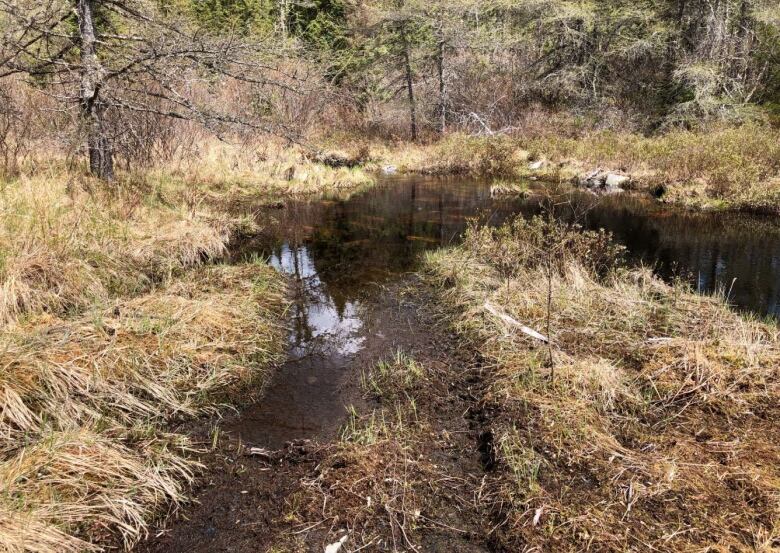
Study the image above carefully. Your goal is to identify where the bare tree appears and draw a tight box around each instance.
[77,0,112,179]
[399,23,418,141]
[0,0,300,181]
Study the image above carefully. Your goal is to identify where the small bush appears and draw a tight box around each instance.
[462,216,625,278]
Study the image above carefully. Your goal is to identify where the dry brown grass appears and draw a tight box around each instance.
[141,138,376,207]
[0,263,286,552]
[368,134,525,177]
[0,168,259,326]
[294,406,435,551]
[526,124,780,212]
[424,217,780,551]
[370,125,780,213]
[0,162,291,551]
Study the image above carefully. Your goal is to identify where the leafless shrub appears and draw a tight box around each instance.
[0,80,32,176]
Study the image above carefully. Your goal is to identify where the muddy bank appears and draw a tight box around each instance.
[137,278,493,552]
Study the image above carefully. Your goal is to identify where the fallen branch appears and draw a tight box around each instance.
[484,302,549,343]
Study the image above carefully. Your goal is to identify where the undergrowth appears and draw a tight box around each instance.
[0,166,289,552]
[372,124,780,213]
[424,217,780,551]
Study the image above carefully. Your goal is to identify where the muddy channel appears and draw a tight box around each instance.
[137,176,780,552]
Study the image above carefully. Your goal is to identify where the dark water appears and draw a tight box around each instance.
[252,175,780,319]
[230,175,780,447]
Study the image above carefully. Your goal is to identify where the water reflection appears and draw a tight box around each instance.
[249,176,780,319]
[269,244,364,357]
[231,175,780,448]
[557,193,780,318]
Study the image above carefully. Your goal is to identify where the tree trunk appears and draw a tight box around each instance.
[436,31,446,135]
[77,0,113,181]
[401,30,418,142]
[736,0,753,69]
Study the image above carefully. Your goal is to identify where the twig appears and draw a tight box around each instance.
[484,302,549,343]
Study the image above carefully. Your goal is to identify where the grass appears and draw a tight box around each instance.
[368,134,525,177]
[1,263,286,552]
[0,170,253,326]
[276,353,451,551]
[360,348,426,401]
[138,138,376,207]
[423,216,780,551]
[368,124,780,213]
[527,124,780,213]
[0,159,294,551]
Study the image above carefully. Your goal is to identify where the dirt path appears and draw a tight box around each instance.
[136,277,494,553]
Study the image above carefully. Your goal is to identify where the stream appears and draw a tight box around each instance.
[141,175,780,552]
[230,175,780,449]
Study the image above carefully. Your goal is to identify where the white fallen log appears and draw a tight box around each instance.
[484,302,549,343]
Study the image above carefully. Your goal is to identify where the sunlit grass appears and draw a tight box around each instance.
[0,162,289,551]
[371,125,780,213]
[423,216,780,551]
[141,138,376,206]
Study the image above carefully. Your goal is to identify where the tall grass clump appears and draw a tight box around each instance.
[0,170,287,552]
[0,171,260,326]
[142,138,376,206]
[424,217,780,551]
[372,133,525,177]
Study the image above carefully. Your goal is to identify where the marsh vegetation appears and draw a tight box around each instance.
[1,1,780,551]
[424,217,780,550]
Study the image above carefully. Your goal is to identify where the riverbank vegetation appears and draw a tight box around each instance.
[370,123,780,212]
[424,217,780,550]
[0,168,288,552]
[1,0,779,551]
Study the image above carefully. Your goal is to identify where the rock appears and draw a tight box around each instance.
[528,160,546,171]
[605,173,630,188]
[578,169,630,194]
[325,535,348,553]
[382,165,398,175]
[651,183,667,198]
[603,185,625,195]
[316,150,363,168]
[579,168,606,188]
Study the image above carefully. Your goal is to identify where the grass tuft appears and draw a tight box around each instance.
[0,161,291,551]
[0,263,286,551]
[424,216,780,551]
